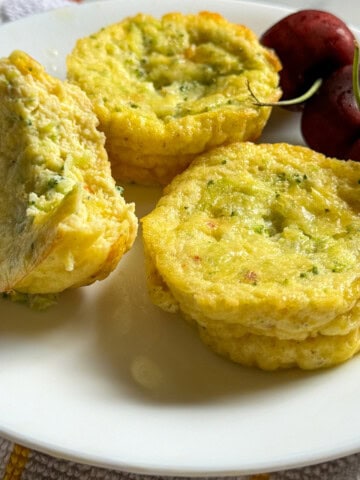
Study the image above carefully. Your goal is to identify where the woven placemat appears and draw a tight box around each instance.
[2,435,360,479]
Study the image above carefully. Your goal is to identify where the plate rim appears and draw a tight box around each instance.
[1,0,360,476]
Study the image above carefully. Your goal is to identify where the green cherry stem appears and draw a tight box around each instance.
[249,78,323,107]
[353,41,360,110]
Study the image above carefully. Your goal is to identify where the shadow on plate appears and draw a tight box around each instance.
[259,106,303,146]
[0,288,85,338]
[93,229,326,406]
[0,183,159,340]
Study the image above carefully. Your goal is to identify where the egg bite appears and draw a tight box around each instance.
[67,11,281,185]
[142,142,360,369]
[0,51,137,302]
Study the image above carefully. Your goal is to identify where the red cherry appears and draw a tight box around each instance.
[301,64,360,160]
[261,10,355,102]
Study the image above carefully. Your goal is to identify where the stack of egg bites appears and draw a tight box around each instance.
[67,11,360,370]
[67,11,281,185]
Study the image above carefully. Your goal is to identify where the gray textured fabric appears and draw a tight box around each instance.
[1,0,73,21]
[0,437,12,478]
[2,434,360,480]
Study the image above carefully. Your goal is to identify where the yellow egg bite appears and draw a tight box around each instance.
[67,11,281,185]
[199,319,360,371]
[0,51,138,301]
[142,142,360,369]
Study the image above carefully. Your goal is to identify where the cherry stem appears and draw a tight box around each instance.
[249,78,322,107]
[353,41,360,110]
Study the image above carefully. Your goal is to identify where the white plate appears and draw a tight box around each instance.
[0,0,359,476]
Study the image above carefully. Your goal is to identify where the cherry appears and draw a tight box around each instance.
[301,63,360,161]
[261,10,356,103]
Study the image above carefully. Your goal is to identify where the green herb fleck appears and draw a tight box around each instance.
[47,175,63,189]
[331,261,346,273]
[253,225,264,234]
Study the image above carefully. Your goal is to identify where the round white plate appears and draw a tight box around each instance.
[0,0,359,476]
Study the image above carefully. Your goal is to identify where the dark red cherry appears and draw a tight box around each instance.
[301,64,360,160]
[261,10,356,102]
